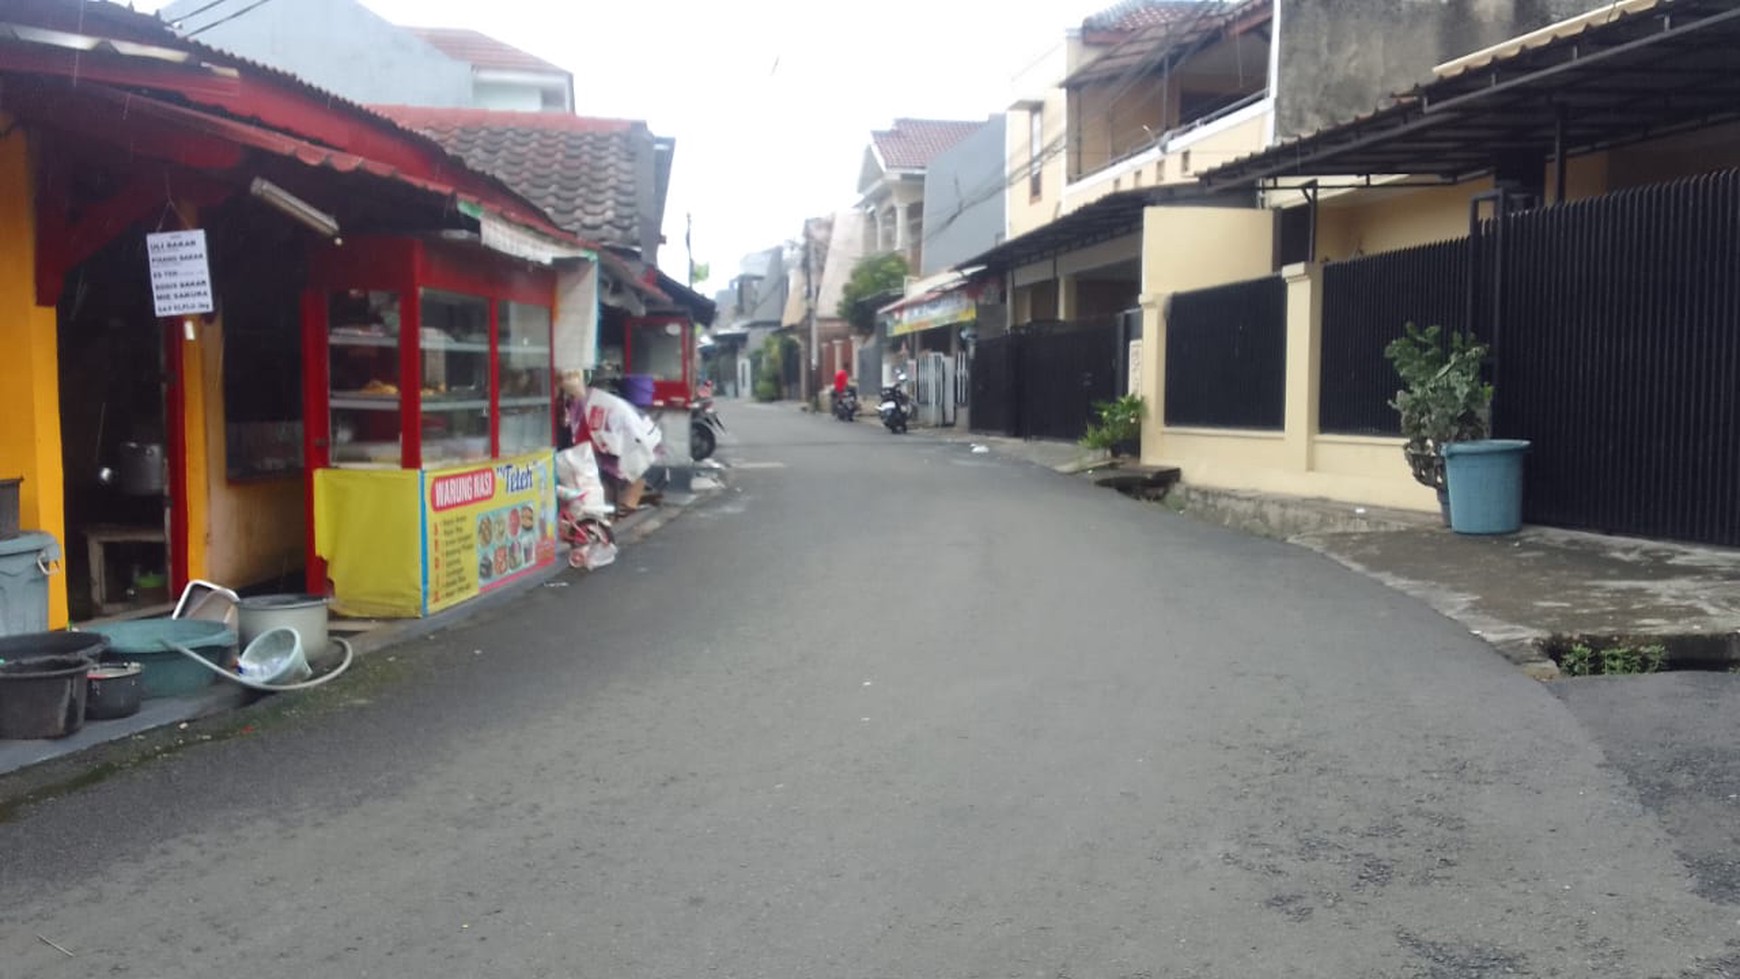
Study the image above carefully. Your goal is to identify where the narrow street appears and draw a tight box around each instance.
[2,404,1733,978]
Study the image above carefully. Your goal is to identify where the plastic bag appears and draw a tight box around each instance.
[556,444,611,520]
[567,519,618,571]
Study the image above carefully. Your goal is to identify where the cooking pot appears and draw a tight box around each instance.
[114,441,165,496]
[86,662,144,720]
[238,595,329,661]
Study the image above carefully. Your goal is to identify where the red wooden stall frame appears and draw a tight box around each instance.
[624,315,696,409]
[301,236,556,595]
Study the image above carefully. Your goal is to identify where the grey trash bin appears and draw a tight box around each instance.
[0,532,60,638]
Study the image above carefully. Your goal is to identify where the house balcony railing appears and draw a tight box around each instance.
[1064,90,1272,196]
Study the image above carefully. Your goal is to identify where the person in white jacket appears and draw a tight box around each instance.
[560,372,664,516]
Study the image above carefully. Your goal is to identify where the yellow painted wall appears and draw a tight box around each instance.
[1315,179,1495,262]
[1006,90,1069,240]
[1139,205,1275,466]
[0,123,70,626]
[1138,211,1439,514]
[1141,205,1274,297]
[197,319,306,588]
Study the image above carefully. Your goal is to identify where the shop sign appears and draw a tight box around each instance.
[146,229,215,317]
[423,451,558,613]
[889,289,977,337]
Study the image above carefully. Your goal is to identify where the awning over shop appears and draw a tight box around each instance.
[1200,0,1740,189]
[959,184,1254,272]
[880,284,976,338]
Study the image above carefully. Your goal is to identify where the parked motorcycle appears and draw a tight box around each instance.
[691,395,725,461]
[833,385,859,422]
[878,373,911,434]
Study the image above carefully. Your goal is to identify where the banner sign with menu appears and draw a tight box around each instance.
[423,451,558,614]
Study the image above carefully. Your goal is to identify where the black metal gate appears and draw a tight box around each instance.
[1317,169,1740,545]
[1320,239,1469,436]
[1164,275,1287,430]
[1491,169,1740,545]
[969,320,1121,440]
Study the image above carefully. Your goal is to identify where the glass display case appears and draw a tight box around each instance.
[327,289,404,468]
[498,301,553,456]
[418,290,492,468]
[307,237,557,472]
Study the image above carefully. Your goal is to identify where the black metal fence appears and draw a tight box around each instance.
[1493,169,1740,545]
[969,319,1122,440]
[1320,238,1469,435]
[1163,274,1287,430]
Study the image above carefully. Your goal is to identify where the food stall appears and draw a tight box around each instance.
[302,236,560,617]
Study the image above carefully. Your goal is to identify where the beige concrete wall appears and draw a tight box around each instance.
[1138,205,1275,465]
[1006,89,1069,240]
[1139,212,1439,514]
[1063,106,1271,216]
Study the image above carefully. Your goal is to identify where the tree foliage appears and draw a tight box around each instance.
[837,253,910,333]
[1384,323,1491,490]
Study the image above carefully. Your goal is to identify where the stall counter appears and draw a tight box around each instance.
[313,450,558,618]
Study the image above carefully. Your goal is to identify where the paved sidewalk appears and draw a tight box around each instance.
[0,485,716,780]
[1294,522,1740,673]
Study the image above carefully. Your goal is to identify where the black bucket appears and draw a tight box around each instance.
[0,632,109,739]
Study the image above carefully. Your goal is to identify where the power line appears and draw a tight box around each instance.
[185,0,280,37]
[166,0,242,28]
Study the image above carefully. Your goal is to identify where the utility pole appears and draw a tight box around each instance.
[685,212,695,288]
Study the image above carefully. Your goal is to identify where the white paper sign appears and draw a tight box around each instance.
[146,229,214,317]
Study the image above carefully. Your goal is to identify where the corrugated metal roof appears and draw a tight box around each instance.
[1200,0,1740,188]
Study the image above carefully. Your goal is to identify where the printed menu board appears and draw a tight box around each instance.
[423,452,558,613]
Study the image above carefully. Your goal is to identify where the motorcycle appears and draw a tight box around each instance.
[833,385,859,422]
[691,394,725,461]
[878,373,911,434]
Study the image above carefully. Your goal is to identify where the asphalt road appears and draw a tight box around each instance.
[2,403,1736,978]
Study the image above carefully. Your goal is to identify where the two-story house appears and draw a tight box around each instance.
[857,118,984,275]
[997,0,1274,330]
[160,0,574,112]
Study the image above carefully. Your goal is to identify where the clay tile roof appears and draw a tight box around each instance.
[1083,0,1220,33]
[405,27,569,76]
[374,106,645,245]
[871,118,984,171]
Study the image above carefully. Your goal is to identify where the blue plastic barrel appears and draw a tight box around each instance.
[1442,439,1531,535]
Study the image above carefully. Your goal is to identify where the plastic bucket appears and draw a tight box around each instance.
[237,628,312,685]
[86,619,236,698]
[1443,439,1532,535]
[238,594,328,656]
[0,532,59,637]
[622,374,655,409]
[0,653,96,739]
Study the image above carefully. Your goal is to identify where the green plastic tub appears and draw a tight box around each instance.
[85,619,237,698]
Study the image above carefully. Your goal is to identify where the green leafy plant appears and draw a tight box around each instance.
[1080,394,1147,455]
[1384,323,1492,491]
[837,253,910,333]
[753,335,783,402]
[1557,640,1668,677]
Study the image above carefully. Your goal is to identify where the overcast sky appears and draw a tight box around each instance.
[136,0,1108,291]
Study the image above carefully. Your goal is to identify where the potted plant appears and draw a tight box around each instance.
[1080,393,1147,461]
[1383,324,1491,525]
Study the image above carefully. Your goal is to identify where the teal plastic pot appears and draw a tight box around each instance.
[1442,439,1531,535]
[85,619,236,698]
